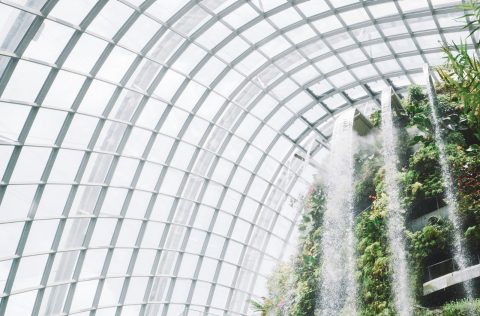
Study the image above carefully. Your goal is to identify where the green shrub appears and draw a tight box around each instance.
[356,171,396,316]
[442,298,480,316]
[370,110,381,127]
[436,1,480,136]
[290,187,326,316]
[407,218,453,298]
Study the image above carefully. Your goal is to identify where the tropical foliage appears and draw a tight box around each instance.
[436,1,480,137]
[406,217,453,298]
[250,187,326,316]
[356,171,395,315]
[288,187,326,316]
[416,298,480,315]
[250,263,292,315]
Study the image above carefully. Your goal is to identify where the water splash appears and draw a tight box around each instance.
[424,65,474,300]
[380,87,414,316]
[318,108,358,315]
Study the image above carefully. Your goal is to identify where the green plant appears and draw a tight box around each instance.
[447,144,480,248]
[407,218,453,298]
[250,298,272,316]
[290,187,326,316]
[403,85,428,120]
[251,186,326,316]
[356,170,396,316]
[441,298,480,315]
[400,77,480,304]
[370,110,381,127]
[261,61,479,313]
[435,1,480,136]
[437,41,480,135]
[461,1,480,40]
[400,143,444,207]
[250,265,292,316]
[354,150,382,210]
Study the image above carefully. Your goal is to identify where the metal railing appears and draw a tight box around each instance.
[424,254,480,282]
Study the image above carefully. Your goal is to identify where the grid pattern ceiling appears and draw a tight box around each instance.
[0,0,475,315]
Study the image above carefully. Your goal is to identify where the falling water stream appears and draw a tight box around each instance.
[424,66,474,301]
[380,88,414,316]
[318,108,357,315]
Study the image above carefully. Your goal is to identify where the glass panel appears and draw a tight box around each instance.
[136,98,167,129]
[0,102,29,141]
[108,249,132,275]
[5,291,36,315]
[136,162,163,191]
[63,33,108,74]
[269,9,302,29]
[3,60,50,103]
[0,4,35,52]
[70,280,97,311]
[12,254,48,291]
[11,146,50,183]
[96,46,137,83]
[49,0,97,25]
[24,20,74,63]
[0,223,23,257]
[26,108,66,145]
[87,0,133,39]
[23,219,58,254]
[120,15,160,52]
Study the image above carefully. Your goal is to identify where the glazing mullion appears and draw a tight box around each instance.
[25,3,114,313]
[2,0,458,154]
[137,32,216,314]
[60,9,157,312]
[0,1,60,314]
[197,2,331,146]
[6,26,87,316]
[180,55,316,314]
[206,150,291,314]
[393,1,430,72]
[159,99,236,315]
[84,8,172,315]
[221,99,319,314]
[426,0,453,82]
[240,157,304,315]
[250,1,352,110]
[39,4,144,312]
[148,92,229,315]
[0,1,471,314]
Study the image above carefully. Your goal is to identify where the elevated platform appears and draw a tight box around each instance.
[423,262,480,295]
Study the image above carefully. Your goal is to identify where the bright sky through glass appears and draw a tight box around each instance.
[0,0,475,315]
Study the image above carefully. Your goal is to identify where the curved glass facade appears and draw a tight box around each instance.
[0,0,475,315]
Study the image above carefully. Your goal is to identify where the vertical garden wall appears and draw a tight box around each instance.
[253,82,480,316]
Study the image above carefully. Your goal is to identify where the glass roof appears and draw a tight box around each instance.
[0,0,475,315]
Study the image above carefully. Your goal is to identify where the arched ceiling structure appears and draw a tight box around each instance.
[0,0,476,315]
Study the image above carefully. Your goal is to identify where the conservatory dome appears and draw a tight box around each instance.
[0,0,476,315]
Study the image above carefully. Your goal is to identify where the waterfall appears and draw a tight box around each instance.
[423,65,474,300]
[318,108,357,315]
[380,87,414,316]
